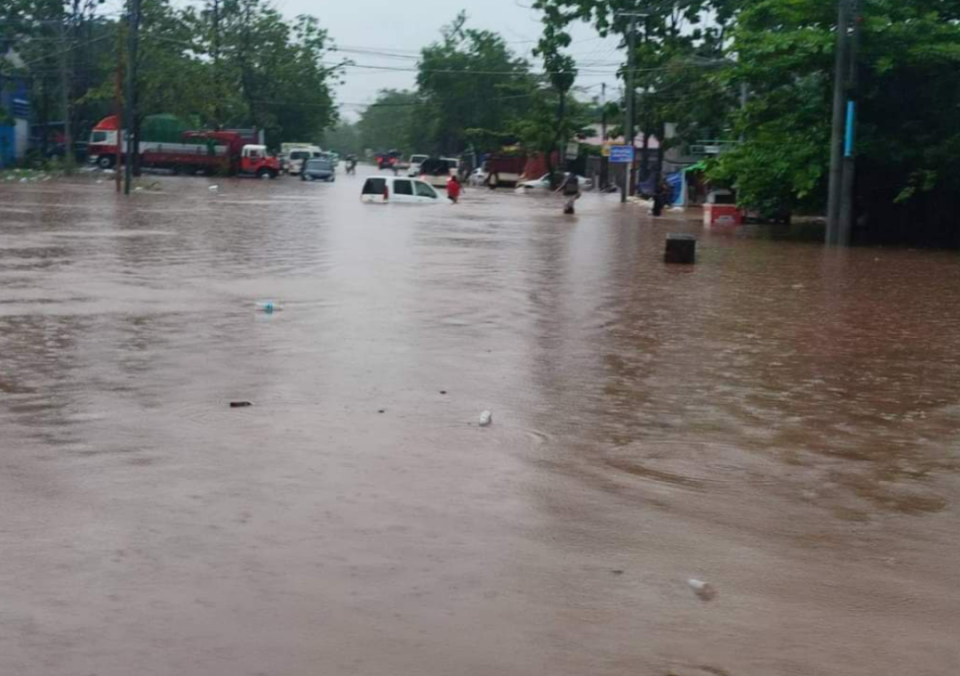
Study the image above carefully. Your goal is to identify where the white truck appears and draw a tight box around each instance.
[281,143,324,175]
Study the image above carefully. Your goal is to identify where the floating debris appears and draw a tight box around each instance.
[688,579,717,601]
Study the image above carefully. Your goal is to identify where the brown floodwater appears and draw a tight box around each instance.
[1,169,958,676]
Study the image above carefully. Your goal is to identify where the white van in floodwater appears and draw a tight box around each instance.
[282,144,323,175]
[361,176,440,204]
[407,154,430,177]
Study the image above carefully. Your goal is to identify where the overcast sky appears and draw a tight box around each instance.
[98,0,626,121]
[280,0,625,120]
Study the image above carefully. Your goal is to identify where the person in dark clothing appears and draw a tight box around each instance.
[652,177,670,217]
[556,173,581,214]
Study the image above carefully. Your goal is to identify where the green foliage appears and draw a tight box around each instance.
[353,13,538,157]
[5,0,339,149]
[216,2,339,144]
[713,0,960,230]
[534,0,739,174]
[322,121,360,155]
[415,12,535,154]
[355,89,420,154]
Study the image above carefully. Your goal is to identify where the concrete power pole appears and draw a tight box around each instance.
[838,2,860,245]
[212,0,221,127]
[58,17,75,173]
[115,22,123,193]
[123,0,140,195]
[600,82,608,190]
[826,0,853,245]
[621,13,639,204]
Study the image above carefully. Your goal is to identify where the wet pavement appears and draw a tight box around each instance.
[1,169,959,676]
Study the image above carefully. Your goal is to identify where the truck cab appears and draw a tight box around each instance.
[240,145,280,179]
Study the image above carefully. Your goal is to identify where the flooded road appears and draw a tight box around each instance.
[1,170,959,676]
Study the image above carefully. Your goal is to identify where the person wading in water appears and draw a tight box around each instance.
[556,173,581,214]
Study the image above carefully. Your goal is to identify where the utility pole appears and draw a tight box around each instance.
[211,0,221,127]
[826,0,852,245]
[58,16,75,173]
[115,19,124,193]
[123,0,140,195]
[600,82,608,190]
[620,12,641,204]
[838,1,860,246]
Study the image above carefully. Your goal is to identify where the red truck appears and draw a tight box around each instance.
[87,116,281,178]
[484,153,527,188]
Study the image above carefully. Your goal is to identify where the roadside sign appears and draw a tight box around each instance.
[565,141,580,159]
[609,145,635,164]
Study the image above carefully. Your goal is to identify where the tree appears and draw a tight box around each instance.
[713,0,960,244]
[322,120,360,156]
[533,0,740,180]
[3,0,119,161]
[5,0,341,165]
[512,85,591,175]
[416,12,535,155]
[355,89,419,155]
[534,19,578,185]
[217,0,339,144]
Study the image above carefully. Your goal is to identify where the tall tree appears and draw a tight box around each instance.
[416,12,535,155]
[355,89,419,155]
[217,0,339,144]
[534,0,739,179]
[534,21,578,184]
[713,0,960,244]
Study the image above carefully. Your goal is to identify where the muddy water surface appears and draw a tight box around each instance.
[1,171,959,676]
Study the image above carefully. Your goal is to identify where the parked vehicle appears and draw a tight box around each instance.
[87,115,279,178]
[301,156,336,182]
[376,150,403,170]
[418,157,459,188]
[467,167,489,186]
[361,176,440,204]
[283,144,323,175]
[407,153,429,177]
[484,153,526,187]
[518,172,592,192]
[147,132,279,178]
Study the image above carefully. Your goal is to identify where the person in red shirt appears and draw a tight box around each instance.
[447,175,462,204]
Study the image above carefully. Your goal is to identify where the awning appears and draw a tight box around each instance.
[681,161,707,174]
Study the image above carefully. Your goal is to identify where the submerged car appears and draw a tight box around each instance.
[361,176,440,204]
[301,157,336,182]
[518,172,592,191]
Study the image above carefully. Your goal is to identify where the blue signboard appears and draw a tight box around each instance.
[609,145,635,164]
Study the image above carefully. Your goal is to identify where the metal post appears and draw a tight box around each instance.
[115,21,123,193]
[826,0,851,245]
[212,0,221,127]
[123,0,140,195]
[621,14,637,204]
[58,17,75,173]
[600,82,608,190]
[838,1,860,246]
